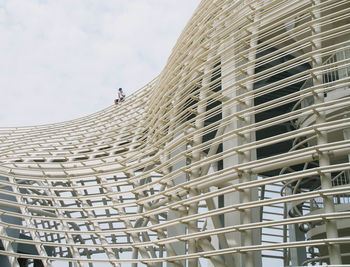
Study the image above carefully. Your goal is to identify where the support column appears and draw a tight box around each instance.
[312,0,341,264]
[286,188,307,266]
[221,4,261,267]
[187,65,210,267]
[164,138,187,267]
[189,49,231,267]
[0,175,22,267]
[343,127,350,163]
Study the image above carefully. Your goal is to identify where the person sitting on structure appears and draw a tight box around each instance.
[115,88,126,105]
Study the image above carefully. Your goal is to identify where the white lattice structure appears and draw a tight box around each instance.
[1,0,350,266]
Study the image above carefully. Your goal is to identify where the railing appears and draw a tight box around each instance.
[309,170,350,211]
[283,169,350,240]
[286,47,350,213]
[285,170,350,214]
[291,47,350,128]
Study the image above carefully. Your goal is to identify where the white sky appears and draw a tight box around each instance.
[0,0,201,127]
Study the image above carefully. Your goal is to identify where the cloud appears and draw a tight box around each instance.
[0,0,201,126]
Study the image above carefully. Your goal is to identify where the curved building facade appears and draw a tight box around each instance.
[1,0,350,266]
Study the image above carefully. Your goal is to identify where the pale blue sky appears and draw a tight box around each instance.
[0,0,201,127]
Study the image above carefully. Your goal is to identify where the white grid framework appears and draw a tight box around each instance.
[1,0,350,266]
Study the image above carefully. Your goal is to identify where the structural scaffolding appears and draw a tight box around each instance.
[0,0,350,266]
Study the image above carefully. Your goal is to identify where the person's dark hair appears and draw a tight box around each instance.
[119,88,122,91]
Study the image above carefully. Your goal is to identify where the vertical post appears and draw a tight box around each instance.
[187,56,211,267]
[286,188,307,266]
[241,22,258,266]
[164,140,187,267]
[0,176,21,267]
[312,0,342,264]
[343,127,350,163]
[221,2,261,267]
